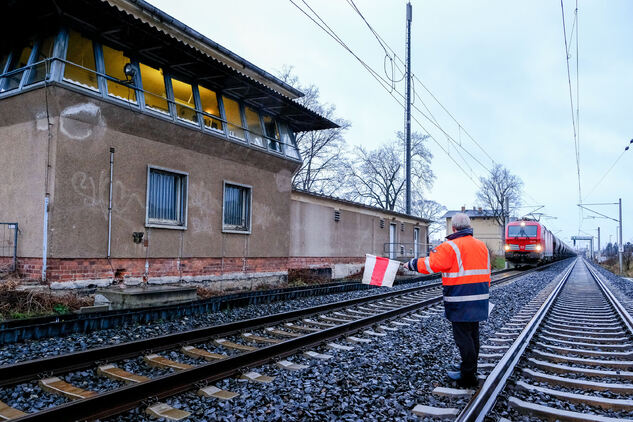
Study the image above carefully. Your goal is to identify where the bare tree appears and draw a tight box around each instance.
[346,131,434,211]
[476,164,523,229]
[278,67,351,195]
[412,198,447,237]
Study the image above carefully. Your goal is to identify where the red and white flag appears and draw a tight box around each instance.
[362,254,400,287]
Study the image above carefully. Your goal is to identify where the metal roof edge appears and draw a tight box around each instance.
[103,0,305,100]
[292,189,432,224]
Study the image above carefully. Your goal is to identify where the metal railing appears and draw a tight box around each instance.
[383,242,430,261]
[0,223,18,274]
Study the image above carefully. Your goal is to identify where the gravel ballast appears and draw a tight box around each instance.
[90,260,573,421]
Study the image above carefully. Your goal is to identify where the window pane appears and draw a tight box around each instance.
[1,41,34,92]
[102,44,137,103]
[63,30,98,90]
[222,96,245,140]
[224,184,250,231]
[198,85,222,130]
[262,115,281,152]
[171,77,196,123]
[148,169,187,225]
[279,123,299,159]
[27,35,55,85]
[0,51,9,74]
[140,63,168,114]
[244,106,264,147]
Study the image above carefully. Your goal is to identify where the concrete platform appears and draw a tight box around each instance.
[96,285,198,309]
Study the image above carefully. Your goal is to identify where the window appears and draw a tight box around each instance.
[279,123,299,159]
[223,182,251,233]
[1,41,34,92]
[244,106,265,147]
[26,35,56,85]
[198,86,223,131]
[171,77,197,123]
[64,30,98,90]
[262,115,281,152]
[508,225,538,238]
[139,63,169,114]
[146,167,188,228]
[102,44,137,103]
[223,96,245,139]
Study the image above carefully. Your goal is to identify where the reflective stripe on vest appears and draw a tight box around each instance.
[424,256,433,273]
[444,293,490,302]
[441,240,490,279]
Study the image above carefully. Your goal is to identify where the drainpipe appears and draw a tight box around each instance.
[42,195,49,281]
[107,148,115,258]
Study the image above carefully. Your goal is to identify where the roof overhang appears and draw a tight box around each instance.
[2,0,339,132]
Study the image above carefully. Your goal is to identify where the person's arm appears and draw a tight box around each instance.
[405,242,455,274]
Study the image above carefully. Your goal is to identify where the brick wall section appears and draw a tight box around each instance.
[12,256,365,283]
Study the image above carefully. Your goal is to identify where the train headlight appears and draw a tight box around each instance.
[536,244,542,251]
[504,244,510,251]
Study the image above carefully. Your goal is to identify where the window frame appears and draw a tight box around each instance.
[145,165,189,230]
[0,27,305,163]
[222,180,252,234]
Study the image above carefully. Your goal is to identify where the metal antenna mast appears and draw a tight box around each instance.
[405,1,412,214]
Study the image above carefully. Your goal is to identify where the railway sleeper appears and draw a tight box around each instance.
[508,397,631,422]
[38,377,97,400]
[532,348,633,367]
[0,400,27,420]
[542,325,627,337]
[97,364,150,383]
[539,329,631,343]
[522,367,633,393]
[181,346,228,361]
[516,380,633,411]
[527,358,633,380]
[144,354,193,371]
[537,335,633,350]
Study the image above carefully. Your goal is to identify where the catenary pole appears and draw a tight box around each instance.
[405,1,412,214]
[619,198,623,274]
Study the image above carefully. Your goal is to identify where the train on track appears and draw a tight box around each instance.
[504,219,575,265]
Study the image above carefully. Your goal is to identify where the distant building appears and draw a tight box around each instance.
[290,189,430,278]
[442,207,504,254]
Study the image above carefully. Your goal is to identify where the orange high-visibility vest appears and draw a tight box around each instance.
[411,231,490,321]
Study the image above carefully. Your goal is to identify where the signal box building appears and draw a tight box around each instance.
[1,0,429,289]
[443,207,504,255]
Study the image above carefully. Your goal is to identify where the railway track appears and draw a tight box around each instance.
[0,266,543,421]
[453,258,633,422]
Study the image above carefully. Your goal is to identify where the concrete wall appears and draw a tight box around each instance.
[290,192,429,278]
[445,216,503,254]
[0,88,53,261]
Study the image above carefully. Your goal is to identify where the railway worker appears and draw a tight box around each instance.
[405,212,490,388]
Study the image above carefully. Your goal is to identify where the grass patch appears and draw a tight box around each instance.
[0,279,92,320]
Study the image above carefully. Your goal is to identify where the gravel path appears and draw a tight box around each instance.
[95,259,573,421]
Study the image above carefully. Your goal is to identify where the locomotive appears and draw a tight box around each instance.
[504,220,574,265]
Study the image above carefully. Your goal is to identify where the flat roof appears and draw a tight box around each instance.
[293,189,432,224]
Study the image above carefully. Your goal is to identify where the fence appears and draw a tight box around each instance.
[383,242,430,261]
[0,223,18,274]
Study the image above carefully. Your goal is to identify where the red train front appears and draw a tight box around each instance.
[504,220,552,264]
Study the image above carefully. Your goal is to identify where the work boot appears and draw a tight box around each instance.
[456,372,479,388]
[446,370,461,381]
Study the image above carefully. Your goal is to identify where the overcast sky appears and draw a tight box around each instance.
[150,0,632,247]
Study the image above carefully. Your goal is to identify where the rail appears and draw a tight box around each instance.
[456,258,577,421]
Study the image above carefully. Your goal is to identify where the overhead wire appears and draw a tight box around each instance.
[560,0,582,232]
[288,0,483,189]
[344,0,497,169]
[338,0,545,204]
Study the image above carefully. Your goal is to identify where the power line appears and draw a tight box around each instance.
[343,0,498,168]
[560,1,582,207]
[288,0,483,189]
